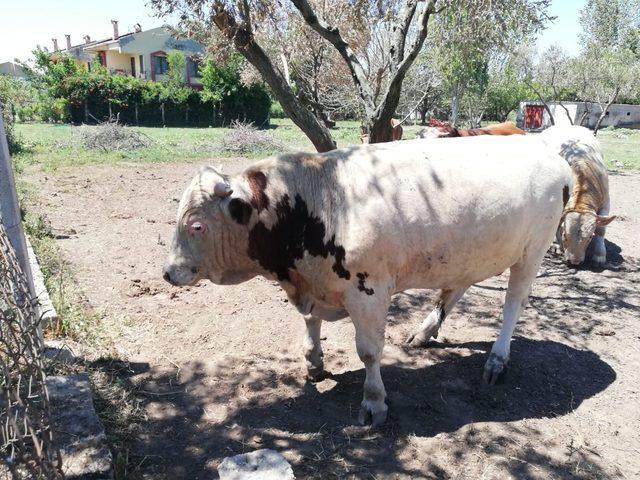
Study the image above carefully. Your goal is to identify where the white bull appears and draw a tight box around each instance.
[163,135,572,426]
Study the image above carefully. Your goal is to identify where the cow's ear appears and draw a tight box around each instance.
[595,214,616,227]
[227,198,253,225]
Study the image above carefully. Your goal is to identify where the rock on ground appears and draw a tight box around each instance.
[47,373,113,479]
[218,449,295,480]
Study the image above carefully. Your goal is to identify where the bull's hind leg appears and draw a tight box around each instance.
[483,256,544,385]
[302,315,325,381]
[406,287,468,347]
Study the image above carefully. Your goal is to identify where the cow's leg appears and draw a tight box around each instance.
[344,287,391,426]
[483,257,542,384]
[406,287,468,347]
[591,200,611,266]
[302,315,325,381]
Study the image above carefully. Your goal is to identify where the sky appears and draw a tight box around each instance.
[0,0,588,65]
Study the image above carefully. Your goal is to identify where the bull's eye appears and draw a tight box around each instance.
[187,220,206,237]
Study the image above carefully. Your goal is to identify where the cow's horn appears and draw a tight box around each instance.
[213,181,233,197]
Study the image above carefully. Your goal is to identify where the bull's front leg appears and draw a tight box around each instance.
[302,315,326,381]
[344,285,391,427]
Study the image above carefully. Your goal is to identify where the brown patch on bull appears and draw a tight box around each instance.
[247,170,269,212]
[285,269,310,306]
[301,155,329,169]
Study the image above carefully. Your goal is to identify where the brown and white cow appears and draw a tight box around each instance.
[541,126,615,266]
[416,119,525,139]
[163,135,572,426]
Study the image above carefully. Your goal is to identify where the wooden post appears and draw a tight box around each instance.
[135,103,139,126]
[161,103,165,126]
[0,107,42,339]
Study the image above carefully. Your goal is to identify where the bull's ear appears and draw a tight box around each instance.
[227,198,252,225]
[596,215,616,227]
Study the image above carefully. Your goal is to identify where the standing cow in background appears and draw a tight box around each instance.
[541,126,616,266]
[361,118,404,143]
[163,135,572,426]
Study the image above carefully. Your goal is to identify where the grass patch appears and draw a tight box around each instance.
[13,119,429,172]
[597,128,640,170]
[17,181,98,341]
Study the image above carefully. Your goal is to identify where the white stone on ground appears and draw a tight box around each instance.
[218,449,295,480]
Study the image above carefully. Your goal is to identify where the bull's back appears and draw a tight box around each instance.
[323,136,570,289]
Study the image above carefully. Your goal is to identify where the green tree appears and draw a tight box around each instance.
[152,0,551,149]
[0,75,21,153]
[576,0,640,133]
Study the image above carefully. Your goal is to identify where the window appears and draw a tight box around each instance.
[153,55,168,75]
[187,58,200,78]
[139,55,144,75]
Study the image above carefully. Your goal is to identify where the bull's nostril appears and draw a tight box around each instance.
[190,267,199,274]
[163,271,171,283]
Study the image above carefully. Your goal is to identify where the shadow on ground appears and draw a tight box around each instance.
[89,335,616,479]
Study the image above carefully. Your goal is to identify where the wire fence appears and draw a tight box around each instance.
[0,220,63,479]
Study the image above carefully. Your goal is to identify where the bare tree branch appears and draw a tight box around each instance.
[390,0,420,70]
[290,0,376,113]
[374,0,438,129]
[211,1,336,151]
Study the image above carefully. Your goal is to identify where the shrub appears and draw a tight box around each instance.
[270,101,286,119]
[26,49,271,127]
[220,121,284,154]
[69,120,151,152]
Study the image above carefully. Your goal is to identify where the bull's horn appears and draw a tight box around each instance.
[213,181,233,197]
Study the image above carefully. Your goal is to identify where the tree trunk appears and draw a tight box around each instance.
[161,103,165,126]
[558,101,574,125]
[578,101,591,126]
[594,88,620,135]
[135,103,139,126]
[84,100,89,124]
[450,84,461,126]
[212,8,335,152]
[420,108,427,125]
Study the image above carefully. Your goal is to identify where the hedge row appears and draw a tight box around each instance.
[29,50,272,127]
[68,84,271,127]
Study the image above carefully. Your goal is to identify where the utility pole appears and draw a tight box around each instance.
[0,106,41,337]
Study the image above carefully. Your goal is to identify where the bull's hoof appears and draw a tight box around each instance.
[405,324,439,348]
[483,352,508,385]
[591,254,606,267]
[358,400,388,427]
[306,366,329,383]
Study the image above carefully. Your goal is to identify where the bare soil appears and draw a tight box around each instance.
[33,162,640,479]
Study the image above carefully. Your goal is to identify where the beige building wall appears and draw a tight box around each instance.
[105,50,134,73]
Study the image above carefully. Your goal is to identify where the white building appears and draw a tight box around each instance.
[517,101,640,131]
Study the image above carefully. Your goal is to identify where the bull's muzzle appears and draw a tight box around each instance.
[162,263,199,286]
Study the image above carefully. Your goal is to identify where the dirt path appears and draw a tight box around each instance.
[33,162,640,479]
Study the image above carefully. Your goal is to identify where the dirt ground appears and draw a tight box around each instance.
[32,160,640,479]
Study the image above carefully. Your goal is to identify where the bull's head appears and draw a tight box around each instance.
[561,210,616,265]
[163,166,257,286]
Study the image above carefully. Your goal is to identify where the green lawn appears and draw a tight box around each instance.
[13,119,640,172]
[596,127,640,169]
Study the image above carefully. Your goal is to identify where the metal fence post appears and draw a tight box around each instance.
[0,106,42,339]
